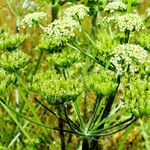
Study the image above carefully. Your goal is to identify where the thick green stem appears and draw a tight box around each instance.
[33,51,43,75]
[127,0,132,13]
[124,30,130,44]
[52,0,59,21]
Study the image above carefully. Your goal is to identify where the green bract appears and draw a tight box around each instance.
[63,4,89,20]
[0,33,27,51]
[32,71,83,105]
[37,17,80,53]
[110,44,149,72]
[0,50,30,72]
[47,50,80,69]
[115,14,144,32]
[19,12,47,28]
[85,69,118,96]
[104,1,126,13]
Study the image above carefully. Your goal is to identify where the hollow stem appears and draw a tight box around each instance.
[33,51,43,75]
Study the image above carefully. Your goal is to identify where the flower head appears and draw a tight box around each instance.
[32,71,83,105]
[63,4,89,20]
[20,12,47,28]
[122,73,150,117]
[0,50,30,72]
[0,33,27,51]
[47,50,80,69]
[115,14,144,32]
[104,1,126,13]
[110,44,149,72]
[38,17,80,53]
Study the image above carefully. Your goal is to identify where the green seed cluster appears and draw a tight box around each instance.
[63,4,89,20]
[32,71,83,105]
[122,74,150,118]
[85,69,118,96]
[19,12,47,28]
[0,50,30,72]
[115,14,144,32]
[47,50,80,69]
[0,69,11,95]
[110,44,149,72]
[0,33,27,51]
[104,1,126,13]
[37,17,80,53]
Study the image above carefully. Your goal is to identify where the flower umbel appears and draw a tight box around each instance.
[63,4,89,20]
[38,17,80,53]
[110,44,149,72]
[115,14,144,32]
[19,12,47,28]
[104,1,126,13]
[0,50,30,72]
[32,71,83,105]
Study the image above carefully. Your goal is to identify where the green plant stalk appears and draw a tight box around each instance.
[18,85,51,137]
[33,51,43,75]
[89,116,133,134]
[124,30,130,44]
[86,95,101,132]
[72,101,85,131]
[89,80,120,149]
[52,0,59,21]
[0,100,33,144]
[0,97,77,135]
[127,0,132,13]
[139,119,150,150]
[57,108,66,150]
[8,121,29,148]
